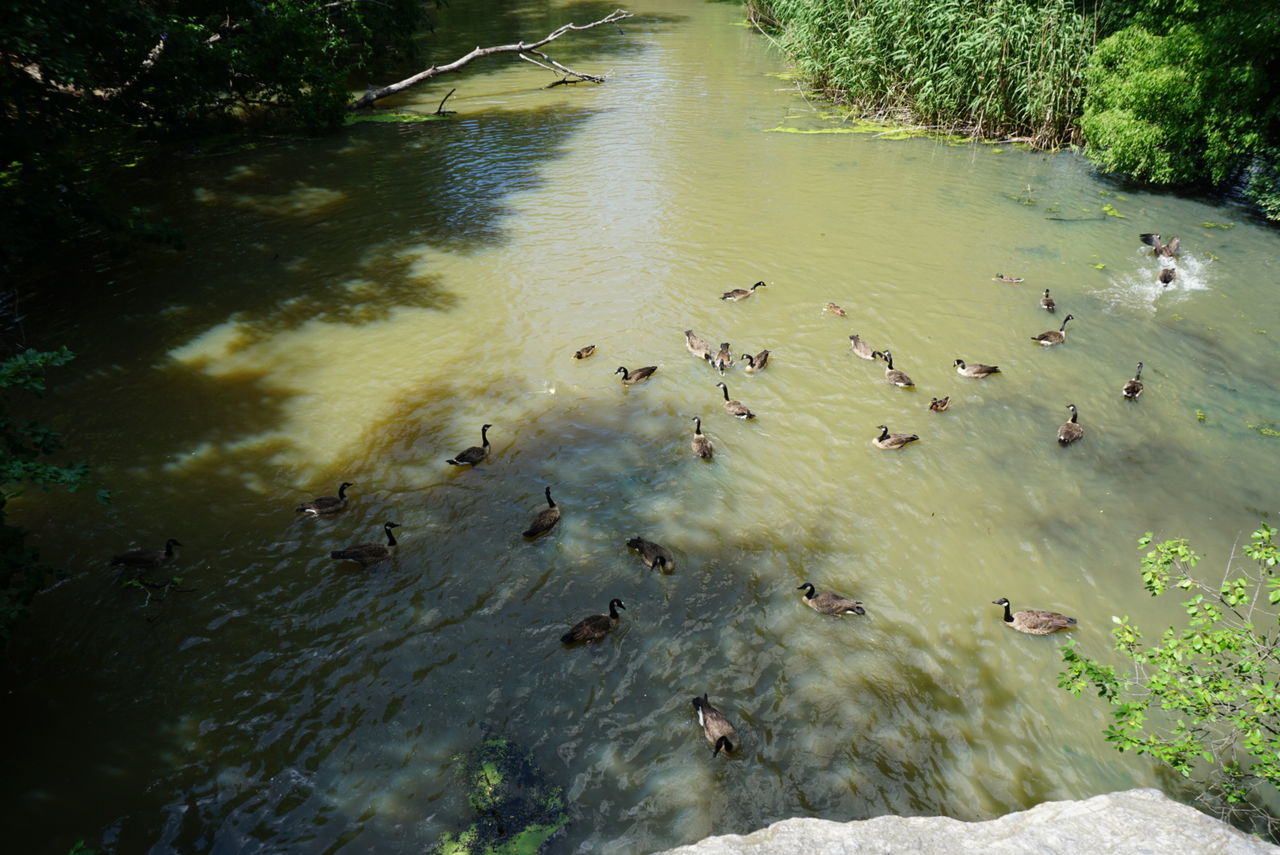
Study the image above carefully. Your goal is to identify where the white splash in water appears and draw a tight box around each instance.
[1091,250,1212,313]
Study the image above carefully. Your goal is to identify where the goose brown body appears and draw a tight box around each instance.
[954,359,1001,378]
[715,382,755,419]
[797,582,865,615]
[721,280,766,301]
[1032,313,1074,346]
[1040,289,1056,311]
[111,538,183,568]
[330,522,400,566]
[1058,404,1084,445]
[691,694,738,756]
[873,424,919,449]
[297,482,353,514]
[740,349,769,374]
[1140,233,1180,258]
[1122,362,1144,400]
[627,537,675,571]
[616,365,658,385]
[1159,267,1176,286]
[446,424,492,466]
[690,416,714,460]
[684,329,713,360]
[992,597,1077,634]
[874,350,914,387]
[711,343,734,374]
[849,334,877,360]
[523,487,561,538]
[561,598,625,644]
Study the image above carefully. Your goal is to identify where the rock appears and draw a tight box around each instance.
[651,789,1278,855]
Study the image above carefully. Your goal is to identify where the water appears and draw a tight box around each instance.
[4,1,1279,852]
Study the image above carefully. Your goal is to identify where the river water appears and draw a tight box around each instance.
[5,1,1279,852]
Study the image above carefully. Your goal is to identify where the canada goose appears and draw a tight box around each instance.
[626,536,675,571]
[522,486,561,538]
[297,482,353,514]
[872,350,914,387]
[1031,313,1074,346]
[711,343,734,374]
[616,365,658,385]
[1140,233,1180,258]
[797,582,865,616]
[929,396,950,413]
[690,416,714,460]
[330,522,400,566]
[1040,289,1055,312]
[1158,267,1176,286]
[1122,362,1144,400]
[849,334,876,360]
[1058,404,1084,445]
[691,694,738,756]
[721,280,766,301]
[715,382,755,419]
[561,598,625,644]
[873,424,919,449]
[824,302,847,316]
[573,345,596,359]
[992,597,1077,635]
[954,359,1001,378]
[111,538,182,568]
[684,329,713,360]
[740,349,770,374]
[993,273,1024,283]
[446,424,492,466]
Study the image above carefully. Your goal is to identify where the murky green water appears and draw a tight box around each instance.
[5,1,1279,852]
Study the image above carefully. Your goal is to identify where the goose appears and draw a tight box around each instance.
[1122,362,1144,400]
[1158,267,1176,287]
[330,522,400,566]
[616,365,657,385]
[849,334,877,360]
[711,343,734,374]
[1031,313,1074,346]
[721,280,766,302]
[929,396,950,413]
[627,536,675,571]
[993,273,1024,283]
[715,382,755,419]
[691,694,738,756]
[684,329,713,360]
[954,358,1001,378]
[797,582,865,616]
[992,597,1077,635]
[1058,404,1084,445]
[297,482,353,514]
[561,598,625,644]
[1140,233,1180,258]
[824,302,847,316]
[690,416,714,460]
[1040,289,1056,312]
[446,424,492,466]
[522,486,561,538]
[740,349,770,374]
[873,424,919,449]
[872,350,914,387]
[573,345,596,359]
[111,538,182,569]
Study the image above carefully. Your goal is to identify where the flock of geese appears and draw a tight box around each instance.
[105,237,1190,755]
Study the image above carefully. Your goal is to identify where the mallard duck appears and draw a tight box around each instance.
[1140,233,1180,258]
[1122,362,1144,400]
[954,358,1001,378]
[873,424,919,449]
[690,416,714,460]
[691,694,737,756]
[929,396,950,413]
[446,424,492,466]
[824,302,847,316]
[1031,313,1074,346]
[993,273,1024,283]
[523,486,561,538]
[797,582,865,615]
[1158,267,1176,287]
[561,598,625,644]
[626,536,675,571]
[330,522,400,566]
[873,350,914,387]
[992,597,1077,635]
[721,280,766,301]
[111,538,182,568]
[1058,404,1084,445]
[715,382,755,419]
[711,343,734,374]
[684,329,713,360]
[849,334,877,360]
[297,482,353,514]
[616,365,657,385]
[740,349,770,374]
[573,345,597,359]
[1040,289,1055,312]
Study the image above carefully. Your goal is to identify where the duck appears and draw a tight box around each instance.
[1031,313,1074,346]
[573,345,596,359]
[1140,233,1180,258]
[297,482,353,514]
[446,424,492,466]
[849,334,877,360]
[330,522,400,566]
[721,280,766,301]
[691,694,738,756]
[1122,362,1144,400]
[873,424,919,449]
[1158,267,1176,287]
[684,329,713,360]
[797,582,865,616]
[1058,404,1084,445]
[1040,289,1056,312]
[824,302,847,316]
[711,343,734,374]
[740,349,770,374]
[616,365,658,385]
[993,273,1024,283]
[715,382,755,419]
[954,358,1001,378]
[561,598,625,644]
[111,538,183,569]
[690,416,714,460]
[929,396,950,413]
[992,597,1077,635]
[522,486,561,538]
[872,350,914,387]
[626,536,675,571]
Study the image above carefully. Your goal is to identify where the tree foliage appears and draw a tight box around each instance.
[1059,525,1280,838]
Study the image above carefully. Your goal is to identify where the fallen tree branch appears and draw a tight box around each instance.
[517,50,605,86]
[349,8,632,110]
